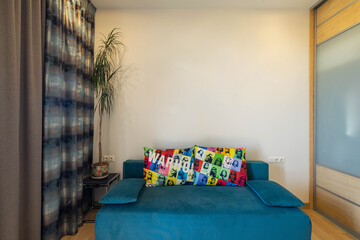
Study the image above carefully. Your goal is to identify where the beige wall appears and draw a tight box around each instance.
[94,9,310,201]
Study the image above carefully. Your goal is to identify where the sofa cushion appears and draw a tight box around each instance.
[193,145,247,186]
[247,180,304,207]
[96,185,311,240]
[99,178,145,204]
[143,147,195,186]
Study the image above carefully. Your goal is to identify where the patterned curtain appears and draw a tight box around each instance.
[42,0,96,239]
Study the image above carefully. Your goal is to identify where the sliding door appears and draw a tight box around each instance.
[315,0,360,237]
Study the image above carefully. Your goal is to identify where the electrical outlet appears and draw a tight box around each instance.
[108,155,115,162]
[103,155,115,162]
[268,156,285,164]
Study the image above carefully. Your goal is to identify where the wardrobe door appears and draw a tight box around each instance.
[315,2,360,237]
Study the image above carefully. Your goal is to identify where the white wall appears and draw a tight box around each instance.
[94,9,309,202]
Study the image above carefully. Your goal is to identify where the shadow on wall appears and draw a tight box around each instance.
[269,164,285,184]
[95,63,153,173]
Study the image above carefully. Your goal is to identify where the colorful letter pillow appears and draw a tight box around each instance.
[193,146,247,186]
[143,147,195,186]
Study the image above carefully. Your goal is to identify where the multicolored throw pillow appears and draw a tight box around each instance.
[193,146,247,186]
[143,147,195,186]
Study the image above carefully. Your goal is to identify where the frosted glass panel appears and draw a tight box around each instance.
[316,24,360,178]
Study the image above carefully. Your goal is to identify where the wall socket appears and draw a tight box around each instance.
[268,156,285,164]
[103,155,115,162]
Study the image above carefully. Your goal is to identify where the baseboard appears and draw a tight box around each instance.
[300,203,311,209]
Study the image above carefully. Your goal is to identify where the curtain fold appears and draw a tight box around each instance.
[0,0,43,239]
[42,0,95,239]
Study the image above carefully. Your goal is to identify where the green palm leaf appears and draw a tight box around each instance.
[90,29,124,164]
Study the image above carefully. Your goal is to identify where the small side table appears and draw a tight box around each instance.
[83,173,120,223]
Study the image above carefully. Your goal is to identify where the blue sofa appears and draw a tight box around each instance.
[95,160,311,240]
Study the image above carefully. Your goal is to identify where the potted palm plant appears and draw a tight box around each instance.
[91,29,124,179]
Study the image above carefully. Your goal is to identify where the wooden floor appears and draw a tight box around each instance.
[302,209,355,240]
[61,209,97,240]
[62,209,355,240]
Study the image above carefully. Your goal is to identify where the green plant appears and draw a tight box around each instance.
[91,28,124,164]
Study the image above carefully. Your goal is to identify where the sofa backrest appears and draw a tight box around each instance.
[123,160,268,180]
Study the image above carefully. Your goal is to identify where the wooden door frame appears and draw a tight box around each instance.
[309,0,327,210]
[309,8,315,209]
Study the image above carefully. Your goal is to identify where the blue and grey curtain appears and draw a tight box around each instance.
[42,0,96,239]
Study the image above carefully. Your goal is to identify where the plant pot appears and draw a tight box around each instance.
[91,162,109,179]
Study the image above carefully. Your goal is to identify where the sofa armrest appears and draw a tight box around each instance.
[247,180,304,207]
[100,178,145,204]
[123,160,144,179]
[247,160,269,180]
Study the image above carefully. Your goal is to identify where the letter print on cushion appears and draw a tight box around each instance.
[193,145,247,186]
[143,147,195,186]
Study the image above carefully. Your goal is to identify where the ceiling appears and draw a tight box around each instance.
[92,0,319,10]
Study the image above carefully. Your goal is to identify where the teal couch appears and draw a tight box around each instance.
[95,160,311,240]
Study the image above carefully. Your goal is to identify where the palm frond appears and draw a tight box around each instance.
[91,28,124,116]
